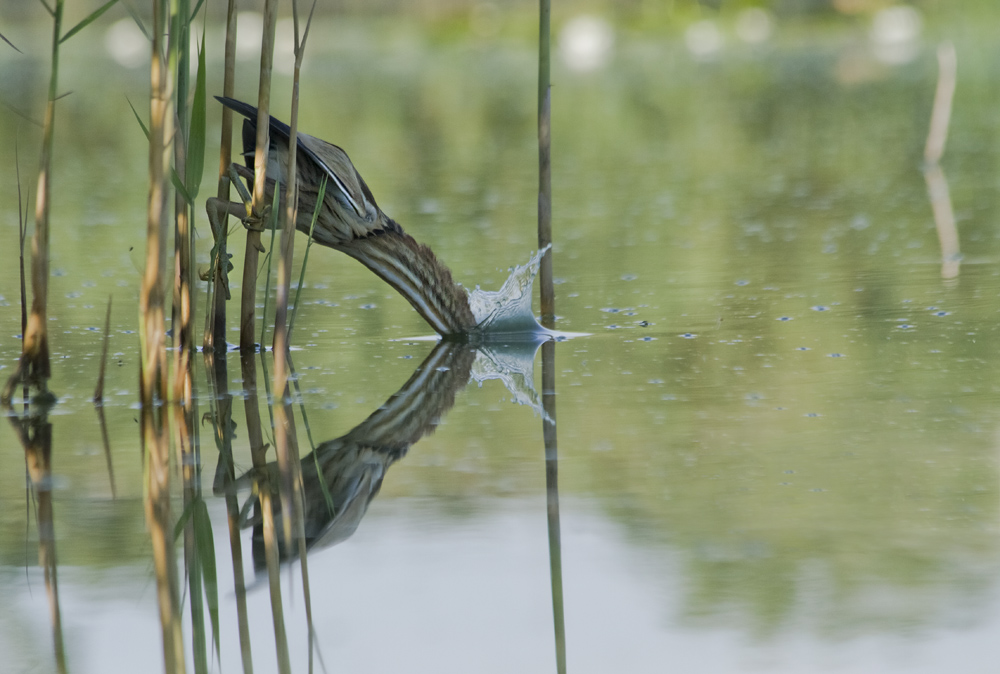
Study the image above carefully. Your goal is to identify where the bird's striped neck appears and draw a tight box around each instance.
[338,224,478,336]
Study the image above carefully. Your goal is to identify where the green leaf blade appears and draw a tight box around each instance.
[193,499,221,661]
[60,0,120,43]
[126,96,150,141]
[185,31,207,201]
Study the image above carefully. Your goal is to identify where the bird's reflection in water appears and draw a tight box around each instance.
[233,338,545,568]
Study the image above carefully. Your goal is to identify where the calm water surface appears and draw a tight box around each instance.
[2,11,999,674]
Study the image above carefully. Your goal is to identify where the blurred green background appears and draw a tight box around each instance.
[1,1,999,670]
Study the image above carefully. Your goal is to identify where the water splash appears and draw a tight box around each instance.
[470,340,551,422]
[468,246,551,337]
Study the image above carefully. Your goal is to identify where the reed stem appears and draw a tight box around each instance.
[94,295,112,404]
[204,348,255,672]
[240,0,280,351]
[142,0,185,670]
[1,0,61,404]
[925,41,956,166]
[241,350,291,674]
[205,0,239,352]
[273,4,319,667]
[10,413,66,674]
[537,0,554,328]
[541,339,566,673]
[172,0,194,410]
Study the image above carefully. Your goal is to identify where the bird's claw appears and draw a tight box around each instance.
[241,204,269,232]
[241,206,270,252]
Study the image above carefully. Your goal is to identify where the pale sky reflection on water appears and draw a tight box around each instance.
[8,500,999,673]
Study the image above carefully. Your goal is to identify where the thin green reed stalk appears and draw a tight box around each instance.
[537,4,562,669]
[537,0,554,328]
[205,0,240,352]
[241,352,291,674]
[286,351,336,519]
[541,339,566,674]
[240,0,280,351]
[142,0,185,670]
[260,204,280,348]
[287,175,327,344]
[203,349,254,672]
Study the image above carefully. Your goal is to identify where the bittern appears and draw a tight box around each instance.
[231,340,477,564]
[207,96,478,336]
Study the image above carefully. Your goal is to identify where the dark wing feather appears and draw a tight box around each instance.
[216,96,367,218]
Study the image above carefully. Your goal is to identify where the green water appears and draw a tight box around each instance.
[2,6,999,673]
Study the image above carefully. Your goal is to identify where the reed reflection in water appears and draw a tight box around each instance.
[199,335,569,671]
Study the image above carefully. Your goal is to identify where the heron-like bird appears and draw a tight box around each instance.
[207,96,478,336]
[229,340,477,565]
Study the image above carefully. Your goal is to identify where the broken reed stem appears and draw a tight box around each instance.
[94,295,112,403]
[924,41,956,166]
[537,0,554,329]
[922,42,958,281]
[13,414,67,674]
[240,0,280,352]
[142,0,185,671]
[16,148,30,407]
[204,0,239,352]
[2,0,60,405]
[924,163,960,280]
[16,141,28,353]
[96,402,117,498]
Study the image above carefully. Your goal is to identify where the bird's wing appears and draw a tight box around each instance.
[296,132,371,218]
[215,96,368,219]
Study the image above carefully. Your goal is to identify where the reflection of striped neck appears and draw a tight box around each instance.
[338,224,478,336]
